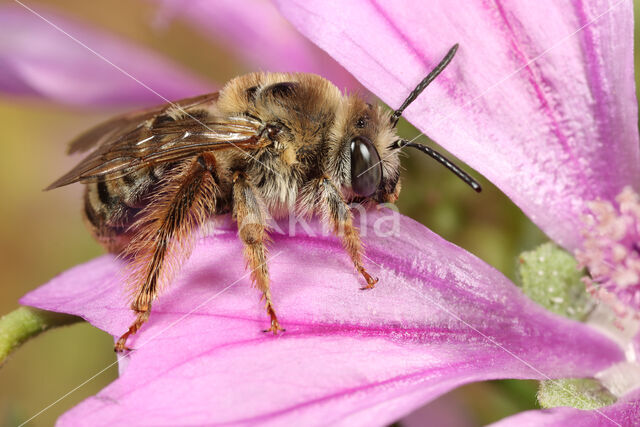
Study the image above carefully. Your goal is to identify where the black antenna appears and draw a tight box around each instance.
[392,139,482,192]
[391,44,459,127]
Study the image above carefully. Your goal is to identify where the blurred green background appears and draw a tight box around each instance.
[0,1,637,426]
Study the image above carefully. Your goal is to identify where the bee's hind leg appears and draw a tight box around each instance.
[232,172,283,334]
[114,310,150,352]
[115,153,219,352]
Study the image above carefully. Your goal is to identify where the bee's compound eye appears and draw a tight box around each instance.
[350,136,382,197]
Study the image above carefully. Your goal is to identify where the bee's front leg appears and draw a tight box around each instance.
[232,172,283,334]
[302,176,378,289]
[115,154,219,352]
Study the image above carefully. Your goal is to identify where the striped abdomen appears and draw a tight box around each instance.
[83,165,167,253]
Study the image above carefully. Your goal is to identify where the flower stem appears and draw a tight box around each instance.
[0,306,81,366]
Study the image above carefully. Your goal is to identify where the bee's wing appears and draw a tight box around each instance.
[47,93,264,190]
[66,93,222,155]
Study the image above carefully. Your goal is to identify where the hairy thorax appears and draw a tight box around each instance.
[218,72,343,218]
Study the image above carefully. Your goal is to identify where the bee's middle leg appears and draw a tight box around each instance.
[232,172,282,334]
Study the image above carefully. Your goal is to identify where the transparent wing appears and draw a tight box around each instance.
[47,93,263,190]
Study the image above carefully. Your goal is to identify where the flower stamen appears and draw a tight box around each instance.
[576,186,640,321]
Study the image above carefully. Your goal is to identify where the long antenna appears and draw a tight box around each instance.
[390,44,459,127]
[393,139,481,192]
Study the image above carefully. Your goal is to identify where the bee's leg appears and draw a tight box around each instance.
[232,172,282,334]
[307,176,378,289]
[114,154,219,352]
[114,310,150,353]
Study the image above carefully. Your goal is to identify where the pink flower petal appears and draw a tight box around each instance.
[490,388,640,427]
[0,5,211,107]
[22,211,622,425]
[151,0,360,91]
[274,0,640,250]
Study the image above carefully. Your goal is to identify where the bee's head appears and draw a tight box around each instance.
[328,44,481,205]
[326,98,402,204]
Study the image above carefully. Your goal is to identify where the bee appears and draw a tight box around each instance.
[48,44,480,352]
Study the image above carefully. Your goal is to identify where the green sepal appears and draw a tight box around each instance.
[517,242,592,320]
[538,378,616,409]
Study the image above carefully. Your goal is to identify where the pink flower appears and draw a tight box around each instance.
[274,0,640,424]
[7,0,640,425]
[21,212,623,426]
